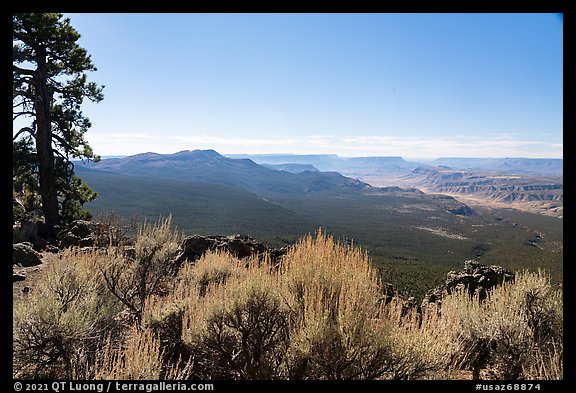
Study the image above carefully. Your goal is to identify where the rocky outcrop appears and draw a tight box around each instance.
[421,260,514,309]
[13,271,27,282]
[175,234,287,267]
[55,221,286,266]
[13,242,42,267]
[13,219,63,252]
[57,220,100,248]
[407,167,563,217]
[13,220,39,244]
[428,194,475,216]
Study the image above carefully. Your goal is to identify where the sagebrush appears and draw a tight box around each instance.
[13,220,563,380]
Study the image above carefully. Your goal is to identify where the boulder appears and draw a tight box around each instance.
[177,235,221,263]
[68,220,96,238]
[217,234,267,258]
[13,271,27,282]
[176,234,287,267]
[421,260,514,309]
[13,220,39,244]
[13,242,42,267]
[57,220,98,248]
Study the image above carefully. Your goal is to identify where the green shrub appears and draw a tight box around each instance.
[13,249,121,379]
[99,216,182,326]
[441,270,563,379]
[184,269,290,379]
[280,231,394,380]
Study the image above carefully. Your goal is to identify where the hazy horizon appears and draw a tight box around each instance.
[22,13,562,159]
[93,149,563,162]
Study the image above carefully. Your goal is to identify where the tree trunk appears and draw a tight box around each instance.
[34,53,59,227]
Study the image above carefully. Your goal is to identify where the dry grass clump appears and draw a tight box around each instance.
[13,220,562,380]
[279,231,393,379]
[381,299,457,379]
[93,328,164,379]
[99,215,182,325]
[183,264,289,379]
[91,326,191,380]
[13,248,122,379]
[440,269,563,379]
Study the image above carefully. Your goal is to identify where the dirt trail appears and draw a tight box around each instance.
[13,251,59,303]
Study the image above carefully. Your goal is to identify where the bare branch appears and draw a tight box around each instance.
[13,64,35,76]
[13,111,35,121]
[52,133,74,153]
[13,99,33,109]
[13,127,34,141]
[13,88,35,100]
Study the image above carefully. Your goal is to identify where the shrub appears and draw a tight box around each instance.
[94,328,168,379]
[183,263,290,379]
[144,297,187,362]
[381,299,453,380]
[280,231,395,380]
[441,270,563,379]
[91,210,136,247]
[176,250,245,298]
[99,216,182,326]
[13,249,121,379]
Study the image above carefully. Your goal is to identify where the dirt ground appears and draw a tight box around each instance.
[13,251,59,303]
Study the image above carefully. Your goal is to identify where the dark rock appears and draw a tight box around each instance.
[270,247,289,266]
[78,236,95,248]
[421,260,514,310]
[380,282,396,304]
[13,220,39,244]
[13,242,42,267]
[122,246,137,261]
[59,233,82,248]
[57,220,99,249]
[13,271,27,282]
[37,222,63,240]
[176,234,287,267]
[68,220,97,238]
[177,235,219,264]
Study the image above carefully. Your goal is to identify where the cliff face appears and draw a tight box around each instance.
[406,167,563,216]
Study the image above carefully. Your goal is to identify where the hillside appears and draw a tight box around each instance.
[77,150,371,198]
[432,157,563,176]
[401,166,563,218]
[228,153,420,176]
[75,166,318,241]
[13,227,562,380]
[76,150,563,299]
[224,153,563,217]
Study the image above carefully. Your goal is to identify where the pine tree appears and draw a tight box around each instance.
[13,13,103,227]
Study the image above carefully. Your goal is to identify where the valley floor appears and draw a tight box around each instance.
[354,173,563,218]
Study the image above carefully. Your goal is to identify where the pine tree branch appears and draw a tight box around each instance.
[13,127,35,141]
[13,64,35,76]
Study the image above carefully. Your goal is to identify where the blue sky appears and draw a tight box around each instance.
[62,13,562,159]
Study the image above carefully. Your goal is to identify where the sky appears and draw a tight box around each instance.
[55,13,562,159]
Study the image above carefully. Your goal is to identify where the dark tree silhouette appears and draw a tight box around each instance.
[13,13,103,227]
